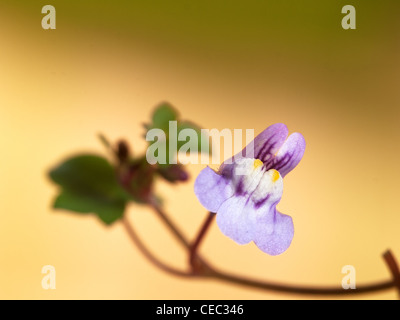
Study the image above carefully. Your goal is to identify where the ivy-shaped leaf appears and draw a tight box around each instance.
[150,102,178,132]
[146,102,209,167]
[49,154,131,225]
[177,120,209,154]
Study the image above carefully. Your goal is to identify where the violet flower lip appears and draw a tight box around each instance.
[194,123,306,255]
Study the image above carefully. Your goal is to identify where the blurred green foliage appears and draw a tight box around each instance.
[49,103,208,225]
[146,102,209,167]
[49,154,132,224]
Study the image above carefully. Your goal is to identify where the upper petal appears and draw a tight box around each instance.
[240,123,289,163]
[194,166,234,213]
[219,123,288,171]
[253,209,294,255]
[267,132,306,177]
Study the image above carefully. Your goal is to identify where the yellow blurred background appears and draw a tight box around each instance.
[0,1,399,299]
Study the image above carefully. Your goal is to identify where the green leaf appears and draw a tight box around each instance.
[146,103,210,167]
[49,154,130,225]
[151,102,178,131]
[177,121,210,154]
[54,190,125,225]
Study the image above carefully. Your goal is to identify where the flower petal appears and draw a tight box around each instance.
[268,132,306,177]
[194,166,234,212]
[253,209,294,255]
[216,196,257,245]
[241,123,289,163]
[219,123,288,171]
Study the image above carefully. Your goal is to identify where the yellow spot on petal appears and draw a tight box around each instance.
[271,169,280,182]
[253,159,263,170]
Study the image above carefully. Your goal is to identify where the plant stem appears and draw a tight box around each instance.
[148,198,215,276]
[148,198,190,249]
[123,189,399,297]
[208,267,394,296]
[122,216,192,278]
[124,206,399,296]
[190,212,216,272]
[383,250,400,297]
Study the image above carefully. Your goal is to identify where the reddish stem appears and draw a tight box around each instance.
[122,216,192,278]
[189,212,216,273]
[383,250,400,298]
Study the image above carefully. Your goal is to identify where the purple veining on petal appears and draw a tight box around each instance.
[253,194,271,209]
[227,123,288,164]
[194,166,234,213]
[268,132,306,177]
[235,179,244,196]
[273,153,291,172]
[257,136,276,164]
[251,123,288,162]
[218,162,234,178]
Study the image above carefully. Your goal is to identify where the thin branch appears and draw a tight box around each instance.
[190,212,215,272]
[98,133,117,157]
[145,200,398,296]
[121,181,399,297]
[383,250,400,298]
[148,198,190,250]
[208,267,395,296]
[148,198,215,276]
[125,205,398,296]
[122,216,193,278]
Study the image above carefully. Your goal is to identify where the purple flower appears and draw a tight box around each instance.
[194,123,305,255]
